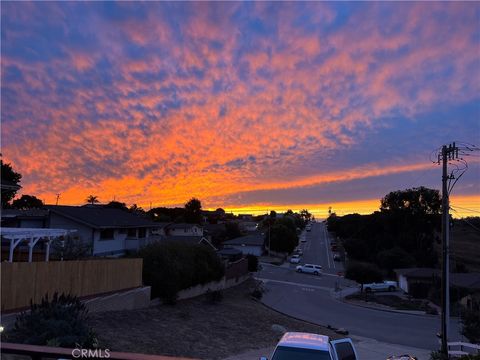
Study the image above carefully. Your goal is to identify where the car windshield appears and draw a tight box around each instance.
[272,346,332,360]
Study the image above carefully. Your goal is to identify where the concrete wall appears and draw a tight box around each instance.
[177,274,250,300]
[398,275,409,293]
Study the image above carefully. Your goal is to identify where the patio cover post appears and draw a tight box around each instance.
[9,237,24,262]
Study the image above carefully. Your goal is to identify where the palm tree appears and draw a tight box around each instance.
[85,195,99,205]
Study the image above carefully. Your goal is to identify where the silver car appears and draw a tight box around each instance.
[296,264,322,275]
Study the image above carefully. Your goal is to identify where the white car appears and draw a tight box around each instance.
[296,264,322,275]
[260,331,359,360]
[363,280,398,292]
[290,255,301,264]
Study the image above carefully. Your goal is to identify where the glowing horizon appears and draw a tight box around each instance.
[2,2,479,216]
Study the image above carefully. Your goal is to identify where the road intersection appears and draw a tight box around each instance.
[256,222,462,355]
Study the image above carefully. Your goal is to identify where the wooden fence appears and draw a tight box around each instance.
[1,258,143,312]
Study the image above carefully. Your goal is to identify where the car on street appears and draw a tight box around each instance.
[330,244,338,251]
[294,248,303,255]
[296,264,322,275]
[363,280,398,292]
[260,331,359,360]
[301,237,307,243]
[290,255,301,264]
[306,224,312,232]
[333,254,341,261]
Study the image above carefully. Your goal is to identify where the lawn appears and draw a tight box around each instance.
[88,278,339,360]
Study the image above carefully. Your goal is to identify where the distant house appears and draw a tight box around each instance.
[395,268,480,295]
[223,233,264,256]
[1,209,49,228]
[165,223,203,237]
[164,235,216,250]
[394,268,440,294]
[47,205,162,256]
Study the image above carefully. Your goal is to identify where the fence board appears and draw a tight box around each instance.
[1,258,143,311]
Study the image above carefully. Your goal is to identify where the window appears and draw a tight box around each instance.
[272,346,331,360]
[138,228,146,238]
[127,228,137,238]
[119,228,127,234]
[100,229,114,240]
[333,341,356,360]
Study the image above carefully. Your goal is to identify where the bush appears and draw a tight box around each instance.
[139,242,225,304]
[461,309,480,344]
[5,293,97,347]
[246,254,259,272]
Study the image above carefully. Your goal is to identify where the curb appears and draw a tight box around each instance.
[337,297,440,318]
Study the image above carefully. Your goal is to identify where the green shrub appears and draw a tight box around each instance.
[246,254,259,272]
[139,242,225,304]
[5,293,97,347]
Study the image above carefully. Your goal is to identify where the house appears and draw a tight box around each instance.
[223,233,264,256]
[395,268,480,296]
[394,268,440,294]
[47,205,162,256]
[1,209,49,228]
[165,223,203,237]
[164,235,216,250]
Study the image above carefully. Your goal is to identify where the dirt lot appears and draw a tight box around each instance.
[89,278,339,360]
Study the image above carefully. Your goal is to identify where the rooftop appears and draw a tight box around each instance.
[46,205,159,229]
[223,233,264,247]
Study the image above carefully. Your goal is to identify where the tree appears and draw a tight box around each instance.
[85,195,99,205]
[267,223,298,253]
[129,204,145,215]
[345,262,383,292]
[185,198,202,224]
[225,222,242,240]
[104,201,128,210]
[461,309,480,344]
[11,195,44,209]
[380,187,441,215]
[1,159,22,207]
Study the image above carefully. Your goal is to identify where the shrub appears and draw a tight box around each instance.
[139,242,225,304]
[5,293,97,347]
[246,254,259,272]
[461,309,480,344]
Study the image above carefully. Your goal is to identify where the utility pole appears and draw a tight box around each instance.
[439,143,458,356]
[55,193,60,206]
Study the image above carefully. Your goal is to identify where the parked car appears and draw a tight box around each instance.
[290,255,301,264]
[294,249,303,256]
[296,264,322,275]
[331,244,338,251]
[260,331,359,360]
[363,280,398,292]
[386,355,418,360]
[333,254,341,261]
[301,237,307,243]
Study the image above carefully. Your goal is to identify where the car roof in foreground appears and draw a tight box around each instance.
[278,332,330,351]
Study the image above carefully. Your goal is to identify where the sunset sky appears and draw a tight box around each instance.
[2,2,479,218]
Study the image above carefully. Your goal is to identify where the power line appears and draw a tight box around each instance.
[450,205,480,215]
[451,208,480,233]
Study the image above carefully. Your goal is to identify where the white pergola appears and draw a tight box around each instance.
[1,228,76,262]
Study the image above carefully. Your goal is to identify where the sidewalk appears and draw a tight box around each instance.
[223,336,432,360]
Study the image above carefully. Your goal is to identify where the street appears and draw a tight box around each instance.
[257,222,462,352]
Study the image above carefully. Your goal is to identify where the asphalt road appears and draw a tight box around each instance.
[257,222,462,351]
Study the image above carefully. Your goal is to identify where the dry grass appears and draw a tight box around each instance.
[88,279,338,360]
